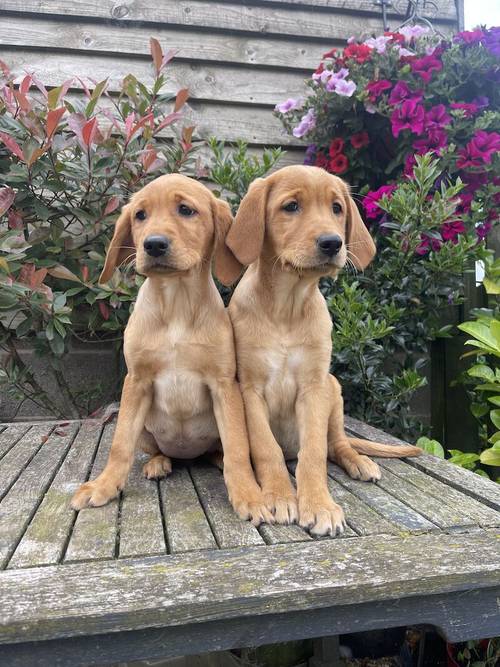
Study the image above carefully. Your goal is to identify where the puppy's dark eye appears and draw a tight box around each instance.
[135,210,147,221]
[332,202,342,215]
[178,204,196,217]
[283,201,299,213]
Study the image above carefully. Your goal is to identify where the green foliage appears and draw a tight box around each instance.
[416,437,445,458]
[455,637,500,667]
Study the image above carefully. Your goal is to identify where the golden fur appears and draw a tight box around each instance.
[226,165,421,536]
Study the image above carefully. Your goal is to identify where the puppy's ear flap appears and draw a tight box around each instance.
[99,205,134,284]
[226,177,267,267]
[345,189,376,270]
[212,198,245,286]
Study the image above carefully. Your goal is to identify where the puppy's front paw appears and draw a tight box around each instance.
[71,477,121,510]
[338,452,381,482]
[143,454,172,480]
[298,494,345,536]
[263,490,298,525]
[230,489,275,526]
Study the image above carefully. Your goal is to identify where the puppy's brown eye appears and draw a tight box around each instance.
[178,204,196,217]
[283,201,299,213]
[332,203,342,215]
[135,210,147,221]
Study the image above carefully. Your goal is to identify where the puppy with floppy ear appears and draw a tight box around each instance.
[71,173,273,526]
[227,165,420,536]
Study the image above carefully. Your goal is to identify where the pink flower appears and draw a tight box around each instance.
[425,104,451,128]
[450,102,479,118]
[292,108,316,138]
[275,98,303,113]
[413,127,448,154]
[410,53,443,83]
[366,79,392,102]
[398,25,430,42]
[441,220,466,244]
[388,81,423,105]
[476,221,492,240]
[333,78,357,97]
[457,130,500,168]
[391,99,425,137]
[404,154,417,177]
[363,36,392,54]
[363,185,397,220]
[351,131,370,149]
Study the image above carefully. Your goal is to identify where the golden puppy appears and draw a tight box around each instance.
[72,174,272,525]
[226,166,420,536]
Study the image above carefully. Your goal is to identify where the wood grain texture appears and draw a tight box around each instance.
[257,0,457,20]
[1,530,498,643]
[64,422,119,562]
[8,420,102,569]
[0,424,78,569]
[0,423,31,461]
[117,454,166,559]
[189,463,264,548]
[160,465,217,554]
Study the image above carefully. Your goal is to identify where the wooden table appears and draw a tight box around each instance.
[0,417,499,667]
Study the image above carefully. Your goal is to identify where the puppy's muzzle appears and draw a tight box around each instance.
[316,234,343,258]
[144,235,170,258]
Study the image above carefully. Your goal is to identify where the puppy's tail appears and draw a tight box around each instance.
[347,437,422,458]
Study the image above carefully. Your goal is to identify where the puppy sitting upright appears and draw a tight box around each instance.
[226,165,420,536]
[72,174,272,525]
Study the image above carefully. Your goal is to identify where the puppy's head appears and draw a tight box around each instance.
[227,165,376,277]
[99,174,240,285]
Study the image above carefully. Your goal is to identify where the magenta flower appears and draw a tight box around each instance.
[425,104,451,128]
[413,127,448,154]
[404,154,417,177]
[388,81,422,105]
[410,53,443,83]
[391,99,425,137]
[275,98,303,113]
[416,235,442,255]
[292,108,316,138]
[476,221,492,240]
[454,29,484,45]
[441,220,466,244]
[450,102,479,118]
[363,185,397,220]
[457,130,500,168]
[366,79,392,102]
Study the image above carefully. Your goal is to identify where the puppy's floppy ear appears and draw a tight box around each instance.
[212,197,245,286]
[226,177,267,267]
[344,188,376,270]
[99,205,135,284]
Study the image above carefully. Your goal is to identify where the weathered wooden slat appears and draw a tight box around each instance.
[8,421,103,569]
[376,458,500,528]
[189,463,264,548]
[0,2,456,39]
[0,423,31,461]
[258,522,313,544]
[0,423,54,501]
[345,416,500,512]
[64,423,118,563]
[4,49,308,106]
[118,456,166,558]
[0,424,78,569]
[328,463,436,532]
[159,465,217,554]
[0,15,329,70]
[0,530,498,644]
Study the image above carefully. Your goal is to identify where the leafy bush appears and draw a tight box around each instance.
[0,40,196,417]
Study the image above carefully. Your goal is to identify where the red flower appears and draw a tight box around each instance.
[329,154,349,174]
[366,79,392,102]
[314,62,325,76]
[329,138,345,157]
[351,131,369,149]
[384,31,405,45]
[315,152,329,169]
[343,43,372,63]
[322,47,338,59]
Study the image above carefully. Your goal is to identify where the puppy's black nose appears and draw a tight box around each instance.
[143,235,170,258]
[316,234,343,257]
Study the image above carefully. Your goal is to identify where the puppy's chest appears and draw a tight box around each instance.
[261,341,306,414]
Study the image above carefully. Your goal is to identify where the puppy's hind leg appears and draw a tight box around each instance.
[140,429,172,480]
[327,375,381,482]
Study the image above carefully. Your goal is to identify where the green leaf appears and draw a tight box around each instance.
[49,331,65,356]
[15,317,32,337]
[483,277,500,294]
[488,396,500,406]
[0,292,18,309]
[488,431,500,444]
[468,364,495,382]
[480,448,500,466]
[53,318,66,338]
[490,409,500,429]
[458,321,500,355]
[471,402,489,418]
[416,437,444,458]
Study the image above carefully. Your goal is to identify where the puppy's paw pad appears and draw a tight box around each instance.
[298,498,345,537]
[232,496,275,526]
[143,456,172,480]
[71,480,118,510]
[264,491,298,525]
[340,454,381,482]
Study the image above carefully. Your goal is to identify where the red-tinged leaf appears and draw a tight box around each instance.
[26,146,46,167]
[31,268,48,289]
[129,113,154,140]
[47,79,73,109]
[47,265,81,283]
[82,117,97,147]
[104,196,120,216]
[76,77,92,98]
[161,48,178,69]
[99,301,110,320]
[18,263,35,286]
[0,187,15,216]
[174,88,189,112]
[58,421,70,427]
[0,131,25,161]
[124,112,135,142]
[81,265,90,282]
[181,125,195,151]
[13,90,31,112]
[8,209,23,230]
[142,147,157,172]
[54,428,68,436]
[40,435,49,445]
[154,111,182,133]
[46,107,66,138]
[31,74,48,98]
[20,74,32,94]
[0,59,11,77]
[150,37,163,74]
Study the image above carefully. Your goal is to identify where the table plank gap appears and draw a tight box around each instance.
[189,462,264,549]
[8,420,103,569]
[0,424,31,462]
[64,422,119,563]
[0,424,79,569]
